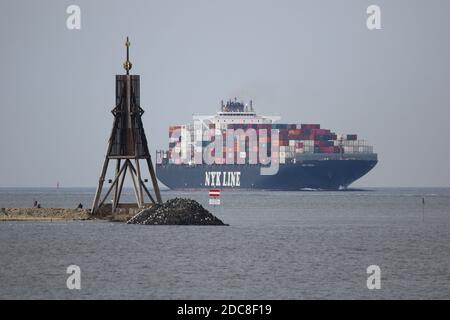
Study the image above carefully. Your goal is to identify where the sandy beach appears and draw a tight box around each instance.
[0,207,133,222]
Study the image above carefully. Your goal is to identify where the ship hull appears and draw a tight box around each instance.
[156,159,377,190]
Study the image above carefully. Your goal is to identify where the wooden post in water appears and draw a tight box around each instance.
[422,197,425,222]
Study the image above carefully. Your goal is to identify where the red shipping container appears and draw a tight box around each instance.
[301,124,320,129]
[311,128,330,135]
[319,146,335,153]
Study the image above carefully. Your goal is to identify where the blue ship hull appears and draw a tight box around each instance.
[156,157,377,190]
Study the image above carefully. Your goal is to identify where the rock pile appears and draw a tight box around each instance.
[126,198,227,225]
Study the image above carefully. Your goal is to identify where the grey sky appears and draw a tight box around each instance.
[0,0,449,188]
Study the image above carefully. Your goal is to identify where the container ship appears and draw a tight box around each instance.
[156,99,377,190]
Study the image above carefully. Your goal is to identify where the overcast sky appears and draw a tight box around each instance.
[0,0,449,188]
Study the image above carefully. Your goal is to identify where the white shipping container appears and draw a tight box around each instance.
[344,146,355,153]
[286,152,295,158]
[302,140,314,146]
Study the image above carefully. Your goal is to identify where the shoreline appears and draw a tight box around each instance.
[0,208,133,222]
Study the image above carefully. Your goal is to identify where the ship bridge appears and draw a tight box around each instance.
[193,99,280,129]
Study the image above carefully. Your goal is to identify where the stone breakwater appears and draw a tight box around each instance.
[127,198,227,225]
[0,198,227,225]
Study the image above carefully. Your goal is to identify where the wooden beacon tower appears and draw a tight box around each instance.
[91,37,162,215]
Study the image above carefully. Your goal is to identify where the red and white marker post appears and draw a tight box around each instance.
[208,189,221,205]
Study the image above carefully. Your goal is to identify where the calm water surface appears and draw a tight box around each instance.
[0,188,449,299]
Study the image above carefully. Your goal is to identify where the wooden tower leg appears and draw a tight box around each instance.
[97,162,127,210]
[135,159,144,207]
[127,160,142,207]
[146,157,162,204]
[128,161,156,204]
[92,157,110,214]
[112,159,121,212]
[115,163,128,209]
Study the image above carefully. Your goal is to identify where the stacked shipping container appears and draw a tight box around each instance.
[162,123,374,165]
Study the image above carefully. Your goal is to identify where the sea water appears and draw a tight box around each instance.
[0,187,449,299]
